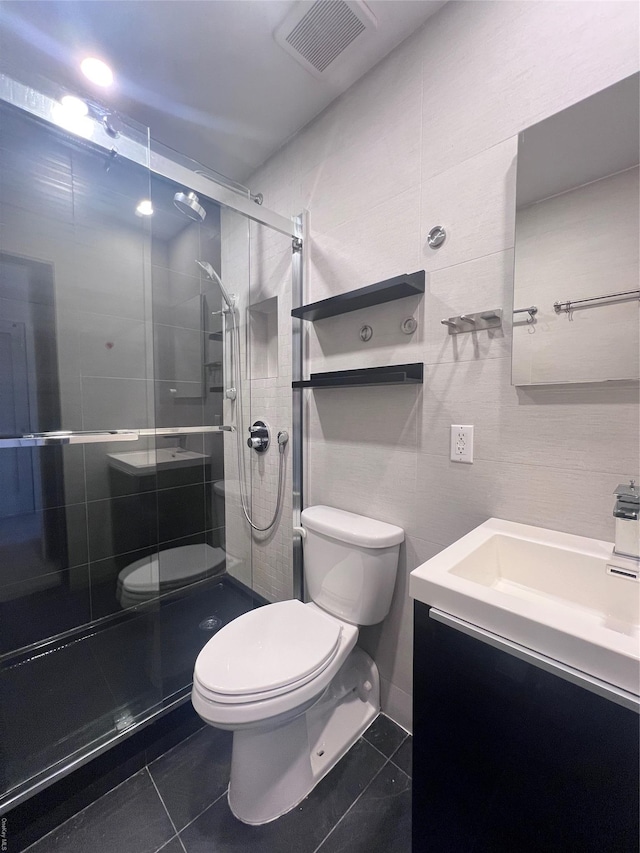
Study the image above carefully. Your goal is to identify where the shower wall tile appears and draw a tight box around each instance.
[168,221,201,278]
[30,444,86,509]
[157,483,208,544]
[78,312,148,380]
[154,380,204,428]
[0,147,74,224]
[0,207,76,274]
[151,266,201,330]
[0,564,90,655]
[81,377,153,431]
[247,0,639,726]
[87,493,158,563]
[0,502,88,586]
[154,324,206,383]
[71,147,150,209]
[67,227,147,321]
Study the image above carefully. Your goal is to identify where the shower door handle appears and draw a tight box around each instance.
[0,426,236,447]
[0,430,140,447]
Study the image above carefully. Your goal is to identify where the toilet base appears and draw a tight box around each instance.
[227,646,379,825]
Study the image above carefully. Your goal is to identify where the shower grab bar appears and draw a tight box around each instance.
[0,425,235,448]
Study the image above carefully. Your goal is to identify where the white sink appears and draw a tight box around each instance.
[410,518,640,698]
[107,448,210,475]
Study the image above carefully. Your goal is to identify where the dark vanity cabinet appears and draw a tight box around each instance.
[412,601,639,853]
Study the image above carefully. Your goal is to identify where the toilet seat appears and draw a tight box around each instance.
[192,602,359,727]
[194,600,343,703]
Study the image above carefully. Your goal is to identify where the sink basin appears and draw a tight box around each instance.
[410,518,640,697]
[107,448,210,475]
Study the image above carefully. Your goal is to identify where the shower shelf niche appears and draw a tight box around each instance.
[292,363,423,389]
[291,270,425,322]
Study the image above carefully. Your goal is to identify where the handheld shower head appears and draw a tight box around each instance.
[195,260,235,310]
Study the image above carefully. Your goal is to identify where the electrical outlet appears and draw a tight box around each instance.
[450,425,474,463]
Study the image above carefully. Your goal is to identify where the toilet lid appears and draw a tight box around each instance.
[194,600,342,697]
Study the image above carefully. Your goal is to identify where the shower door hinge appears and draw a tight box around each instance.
[292,237,303,253]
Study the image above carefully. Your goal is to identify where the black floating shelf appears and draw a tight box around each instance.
[291,270,425,322]
[293,363,423,389]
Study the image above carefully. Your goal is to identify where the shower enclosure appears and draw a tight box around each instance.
[0,72,301,814]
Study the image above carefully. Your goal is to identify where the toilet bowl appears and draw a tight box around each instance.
[117,543,225,608]
[192,505,403,825]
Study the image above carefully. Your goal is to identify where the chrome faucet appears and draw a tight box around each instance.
[613,480,639,560]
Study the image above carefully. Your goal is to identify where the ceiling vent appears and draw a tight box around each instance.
[275,1,378,79]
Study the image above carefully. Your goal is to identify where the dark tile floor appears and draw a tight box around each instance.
[0,576,256,806]
[19,714,412,853]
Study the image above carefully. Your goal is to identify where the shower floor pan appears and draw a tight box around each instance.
[0,574,258,814]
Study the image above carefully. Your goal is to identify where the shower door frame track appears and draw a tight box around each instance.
[0,73,305,815]
[0,74,300,240]
[291,212,306,602]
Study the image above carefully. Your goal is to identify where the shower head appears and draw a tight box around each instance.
[173,191,206,222]
[195,260,235,310]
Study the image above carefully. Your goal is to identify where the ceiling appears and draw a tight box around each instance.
[0,0,445,185]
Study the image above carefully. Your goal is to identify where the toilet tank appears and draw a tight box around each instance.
[301,505,404,625]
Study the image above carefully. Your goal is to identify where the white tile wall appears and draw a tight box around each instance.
[247,1,640,730]
[221,211,294,603]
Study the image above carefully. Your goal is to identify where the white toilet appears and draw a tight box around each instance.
[191,505,404,825]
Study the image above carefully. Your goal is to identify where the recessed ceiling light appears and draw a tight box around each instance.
[135,199,154,217]
[80,57,114,88]
[60,95,89,116]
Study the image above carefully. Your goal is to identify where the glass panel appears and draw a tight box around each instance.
[0,83,273,813]
[248,222,294,602]
[0,97,158,805]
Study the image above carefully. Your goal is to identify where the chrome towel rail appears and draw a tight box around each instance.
[554,289,640,313]
[0,425,235,448]
[513,306,538,321]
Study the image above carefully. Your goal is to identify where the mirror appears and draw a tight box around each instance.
[512,73,639,386]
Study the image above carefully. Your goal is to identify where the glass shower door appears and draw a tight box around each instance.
[0,81,260,814]
[0,96,160,806]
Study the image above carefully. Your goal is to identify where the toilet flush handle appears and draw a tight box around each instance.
[293,525,306,541]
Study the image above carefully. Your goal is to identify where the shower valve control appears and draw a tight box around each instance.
[247,420,270,453]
